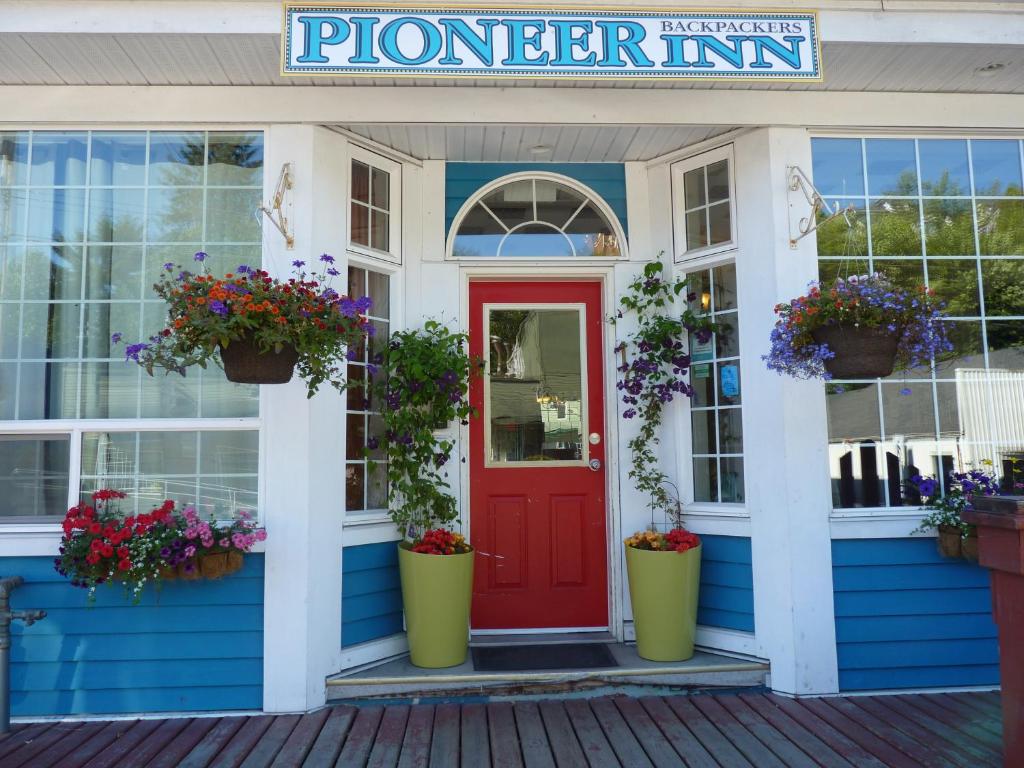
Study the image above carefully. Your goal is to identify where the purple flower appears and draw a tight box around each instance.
[319,253,335,264]
[292,260,305,269]
[110,332,123,344]
[124,342,150,362]
[327,267,340,277]
[237,264,252,274]
[366,436,380,450]
[163,262,174,271]
[209,300,228,316]
[899,387,912,396]
[194,251,207,262]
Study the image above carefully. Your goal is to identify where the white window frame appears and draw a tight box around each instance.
[347,145,402,266]
[0,124,269,537]
[671,145,737,263]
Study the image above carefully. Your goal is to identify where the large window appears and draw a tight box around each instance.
[686,264,744,504]
[0,130,263,518]
[344,264,391,516]
[813,136,1024,510]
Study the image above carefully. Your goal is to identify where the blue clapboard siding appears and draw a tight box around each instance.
[832,538,999,691]
[445,163,628,235]
[697,535,755,633]
[341,542,404,648]
[4,554,263,716]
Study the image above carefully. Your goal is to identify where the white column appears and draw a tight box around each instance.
[733,128,839,695]
[260,125,349,712]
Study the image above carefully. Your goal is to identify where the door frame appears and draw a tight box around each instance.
[459,266,625,640]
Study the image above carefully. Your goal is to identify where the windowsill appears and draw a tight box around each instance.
[686,504,748,518]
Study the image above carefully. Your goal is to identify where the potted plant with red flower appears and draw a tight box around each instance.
[764,273,950,380]
[613,261,714,662]
[116,252,371,395]
[367,320,481,668]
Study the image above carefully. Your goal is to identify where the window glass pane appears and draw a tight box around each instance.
[147,188,202,241]
[692,457,717,502]
[346,413,365,461]
[918,140,970,196]
[936,320,985,374]
[371,209,390,252]
[986,321,1024,370]
[88,188,145,242]
[873,258,924,294]
[827,383,883,508]
[488,308,584,463]
[812,138,865,197]
[367,270,390,318]
[691,410,715,454]
[708,201,730,245]
[535,181,584,228]
[815,198,867,258]
[685,209,707,251]
[712,263,737,312]
[200,430,259,475]
[0,132,30,187]
[977,200,1024,255]
[981,259,1024,316]
[80,361,139,419]
[371,167,390,210]
[0,435,70,518]
[484,181,533,229]
[720,457,744,503]
[149,132,204,186]
[27,188,86,243]
[866,139,918,196]
[706,160,729,203]
[90,133,147,187]
[351,202,369,247]
[819,258,870,287]
[717,361,741,406]
[928,259,980,317]
[207,133,263,187]
[0,188,27,242]
[923,199,975,256]
[971,140,1023,196]
[207,188,261,242]
[30,133,88,187]
[346,463,365,511]
[499,228,573,258]
[870,198,921,256]
[17,362,79,419]
[882,382,936,438]
[718,409,743,453]
[367,462,387,509]
[683,167,705,209]
[565,205,620,257]
[714,316,739,358]
[351,161,369,203]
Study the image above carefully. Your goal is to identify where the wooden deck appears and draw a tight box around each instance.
[0,691,1002,767]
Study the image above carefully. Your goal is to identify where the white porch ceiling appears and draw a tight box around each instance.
[337,124,739,162]
[0,34,1022,94]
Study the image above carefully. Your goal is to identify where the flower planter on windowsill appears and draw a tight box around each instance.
[625,544,702,662]
[810,324,900,379]
[937,524,963,559]
[219,336,298,384]
[158,552,244,581]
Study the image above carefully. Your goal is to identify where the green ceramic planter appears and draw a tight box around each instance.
[397,543,474,668]
[625,544,702,662]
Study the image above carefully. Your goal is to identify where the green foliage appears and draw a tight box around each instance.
[368,320,482,538]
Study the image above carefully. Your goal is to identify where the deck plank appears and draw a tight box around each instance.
[537,700,588,768]
[4,721,95,768]
[239,715,301,768]
[301,705,356,768]
[428,703,460,768]
[174,717,249,768]
[0,722,56,761]
[460,703,490,767]
[666,695,755,768]
[930,694,1003,737]
[268,709,331,768]
[844,696,977,768]
[562,698,620,768]
[109,716,193,768]
[946,692,1001,719]
[487,702,525,768]
[80,718,165,768]
[765,694,888,768]
[55,720,141,768]
[512,702,555,768]
[366,705,410,768]
[688,694,788,768]
[636,696,718,768]
[146,716,224,768]
[614,695,698,768]
[893,694,1003,750]
[799,697,928,768]
[335,706,385,768]
[736,695,852,768]
[589,696,653,767]
[206,715,275,768]
[713,692,817,768]
[396,704,434,768]
[867,695,1001,766]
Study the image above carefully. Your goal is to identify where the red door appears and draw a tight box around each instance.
[469,281,608,629]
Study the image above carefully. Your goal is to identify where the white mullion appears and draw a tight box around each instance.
[13,131,33,418]
[67,427,83,510]
[562,197,589,231]
[861,139,874,270]
[76,130,94,422]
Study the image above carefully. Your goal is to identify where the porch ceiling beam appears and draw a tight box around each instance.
[6,86,1024,129]
[1,2,1023,45]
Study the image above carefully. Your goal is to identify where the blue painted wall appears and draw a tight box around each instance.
[698,535,755,633]
[833,538,999,691]
[445,163,628,236]
[6,554,264,716]
[341,542,404,648]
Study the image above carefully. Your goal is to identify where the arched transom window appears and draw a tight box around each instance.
[451,176,622,259]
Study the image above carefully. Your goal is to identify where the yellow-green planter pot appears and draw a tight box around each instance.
[397,543,474,668]
[625,544,702,662]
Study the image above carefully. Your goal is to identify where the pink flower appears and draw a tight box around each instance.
[184,527,197,539]
[184,545,196,558]
[255,529,267,542]
[219,537,230,548]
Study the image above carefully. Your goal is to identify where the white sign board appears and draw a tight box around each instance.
[283,5,821,80]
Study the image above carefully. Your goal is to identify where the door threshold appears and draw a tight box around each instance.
[470,631,615,647]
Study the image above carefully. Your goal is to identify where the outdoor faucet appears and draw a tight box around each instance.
[0,576,46,733]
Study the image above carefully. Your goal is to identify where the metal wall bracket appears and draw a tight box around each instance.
[787,165,854,249]
[259,162,295,249]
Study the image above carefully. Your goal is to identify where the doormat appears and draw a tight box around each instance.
[471,643,618,672]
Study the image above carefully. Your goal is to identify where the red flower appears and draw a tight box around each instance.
[117,559,131,571]
[89,523,102,535]
[101,545,114,558]
[117,546,130,558]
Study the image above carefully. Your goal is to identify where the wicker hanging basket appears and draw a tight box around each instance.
[962,530,979,563]
[937,524,963,559]
[197,551,245,580]
[810,324,900,379]
[218,336,298,385]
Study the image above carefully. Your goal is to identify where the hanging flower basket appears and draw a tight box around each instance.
[810,324,900,380]
[219,336,298,385]
[962,527,980,562]
[937,524,963,559]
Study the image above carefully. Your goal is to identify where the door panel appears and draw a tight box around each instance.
[470,281,608,630]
